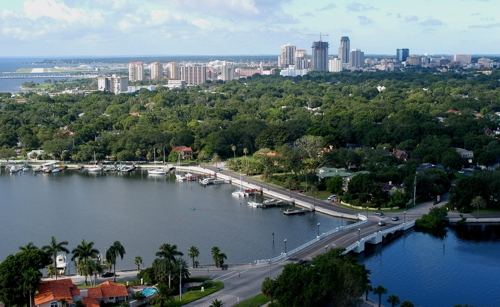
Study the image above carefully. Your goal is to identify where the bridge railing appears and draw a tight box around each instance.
[254,215,369,265]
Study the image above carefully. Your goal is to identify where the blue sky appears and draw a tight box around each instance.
[0,0,498,57]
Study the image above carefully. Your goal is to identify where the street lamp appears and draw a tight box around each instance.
[269,260,271,278]
[341,215,343,227]
[325,245,328,253]
[366,206,369,219]
[358,228,361,242]
[284,239,287,254]
[179,260,183,301]
[317,222,320,237]
[404,211,406,224]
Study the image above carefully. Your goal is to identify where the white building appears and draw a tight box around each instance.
[454,54,472,65]
[129,62,144,81]
[97,75,128,94]
[280,68,309,77]
[294,49,308,70]
[349,49,364,68]
[180,65,206,85]
[221,62,235,81]
[328,58,343,72]
[166,62,179,79]
[127,85,156,92]
[279,43,296,68]
[150,62,163,80]
[166,80,186,89]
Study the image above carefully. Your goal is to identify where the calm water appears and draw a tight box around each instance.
[2,169,499,306]
[360,225,500,307]
[0,169,342,268]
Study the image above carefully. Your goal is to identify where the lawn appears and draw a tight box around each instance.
[170,281,223,306]
[233,293,270,307]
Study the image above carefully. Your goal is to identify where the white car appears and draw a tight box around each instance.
[327,195,337,201]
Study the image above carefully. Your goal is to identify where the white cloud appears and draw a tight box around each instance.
[418,18,444,26]
[347,2,378,12]
[358,15,373,25]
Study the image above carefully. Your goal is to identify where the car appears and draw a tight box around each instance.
[458,170,465,174]
[101,272,114,277]
[216,167,220,171]
[378,221,386,226]
[374,212,384,216]
[295,257,311,265]
[392,216,400,221]
[327,195,337,201]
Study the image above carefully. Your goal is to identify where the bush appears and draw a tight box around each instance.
[415,206,448,229]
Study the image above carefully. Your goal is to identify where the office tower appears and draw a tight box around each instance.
[328,58,343,72]
[454,54,472,65]
[166,62,179,79]
[294,49,308,70]
[97,75,128,94]
[128,62,144,81]
[396,48,410,62]
[406,55,421,66]
[311,41,329,71]
[349,49,364,68]
[221,62,235,81]
[150,62,163,80]
[180,65,206,85]
[279,43,296,68]
[338,36,350,64]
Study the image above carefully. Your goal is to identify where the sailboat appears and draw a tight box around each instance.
[175,152,186,181]
[148,147,167,175]
[87,151,102,173]
[232,169,248,197]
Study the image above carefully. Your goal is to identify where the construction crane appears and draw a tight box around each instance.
[306,33,329,42]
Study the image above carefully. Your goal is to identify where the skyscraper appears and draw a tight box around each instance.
[129,62,144,81]
[279,43,296,68]
[338,36,350,64]
[328,58,343,72]
[349,49,364,68]
[97,75,128,94]
[180,65,206,85]
[294,49,308,70]
[166,62,179,79]
[396,49,410,62]
[311,41,329,71]
[150,62,163,80]
[221,62,234,81]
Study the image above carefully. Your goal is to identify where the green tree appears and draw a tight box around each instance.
[19,242,38,251]
[326,175,343,194]
[261,277,276,302]
[106,241,126,282]
[42,236,70,280]
[149,283,174,307]
[71,239,100,285]
[208,299,225,307]
[387,294,400,307]
[135,256,143,271]
[0,148,16,161]
[188,246,200,268]
[373,285,388,307]
[22,267,42,307]
[365,284,373,301]
[401,300,414,307]
[415,206,448,229]
[156,243,183,288]
[211,246,221,268]
[470,196,486,219]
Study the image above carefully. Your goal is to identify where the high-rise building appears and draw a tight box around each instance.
[406,55,421,66]
[311,41,329,71]
[221,62,235,81]
[294,49,308,70]
[328,58,343,72]
[279,43,296,68]
[454,54,472,65]
[180,65,206,85]
[349,49,364,68]
[150,62,163,80]
[396,49,410,62]
[129,62,144,81]
[166,62,179,79]
[97,75,128,94]
[338,36,350,64]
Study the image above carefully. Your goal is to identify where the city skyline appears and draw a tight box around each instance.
[0,0,499,57]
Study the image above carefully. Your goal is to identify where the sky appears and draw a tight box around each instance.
[0,0,499,57]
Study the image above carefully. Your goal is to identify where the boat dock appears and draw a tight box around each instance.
[283,208,312,215]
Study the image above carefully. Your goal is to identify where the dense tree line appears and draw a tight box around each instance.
[1,69,500,209]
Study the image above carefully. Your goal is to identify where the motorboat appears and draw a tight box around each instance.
[51,167,62,173]
[87,165,102,173]
[148,168,167,175]
[56,254,68,275]
[22,164,30,172]
[176,173,187,181]
[32,166,41,172]
[9,165,20,173]
[200,177,216,185]
[185,173,197,181]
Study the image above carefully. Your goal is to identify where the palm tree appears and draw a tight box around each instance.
[188,246,200,268]
[172,258,190,286]
[149,283,174,307]
[243,147,248,163]
[373,285,388,307]
[46,264,55,278]
[470,196,486,218]
[19,242,38,251]
[231,145,237,164]
[106,241,126,282]
[22,267,42,307]
[72,240,100,285]
[261,277,276,303]
[217,252,227,268]
[209,299,225,307]
[198,151,208,167]
[213,153,219,170]
[88,260,103,286]
[42,236,70,280]
[365,284,373,301]
[400,300,414,307]
[211,246,221,267]
[156,243,183,289]
[135,256,143,271]
[387,294,401,307]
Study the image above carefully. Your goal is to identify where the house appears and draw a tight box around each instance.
[455,148,473,163]
[172,146,194,160]
[34,279,129,307]
[316,167,370,190]
[378,181,405,196]
[393,149,411,162]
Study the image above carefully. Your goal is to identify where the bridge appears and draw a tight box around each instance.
[0,74,99,79]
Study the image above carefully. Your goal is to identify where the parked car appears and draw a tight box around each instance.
[378,221,386,226]
[101,271,114,277]
[374,212,384,216]
[392,216,400,221]
[327,195,337,201]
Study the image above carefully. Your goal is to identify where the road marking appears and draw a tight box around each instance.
[219,269,249,282]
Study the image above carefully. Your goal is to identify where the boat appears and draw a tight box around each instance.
[51,167,62,173]
[119,164,135,172]
[9,165,20,173]
[232,171,248,197]
[41,162,56,173]
[148,148,167,175]
[189,207,196,211]
[32,166,41,172]
[87,152,102,173]
[200,177,216,185]
[22,164,30,172]
[185,173,197,181]
[56,254,68,275]
[175,153,186,181]
[247,201,262,208]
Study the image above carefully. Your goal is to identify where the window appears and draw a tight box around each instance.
[108,297,115,302]
[51,301,59,307]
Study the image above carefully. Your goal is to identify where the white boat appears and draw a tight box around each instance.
[176,173,187,181]
[56,254,68,275]
[186,173,197,181]
[120,165,135,172]
[232,171,248,197]
[9,165,20,173]
[32,166,41,172]
[87,151,102,173]
[22,164,30,171]
[51,167,62,173]
[148,148,167,175]
[200,177,216,185]
[247,201,262,207]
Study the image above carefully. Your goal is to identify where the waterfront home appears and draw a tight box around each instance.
[172,146,193,160]
[34,279,128,307]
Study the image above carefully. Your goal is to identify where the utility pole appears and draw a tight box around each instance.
[413,173,417,207]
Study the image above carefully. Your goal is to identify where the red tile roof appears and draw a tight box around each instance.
[99,281,128,298]
[34,279,76,306]
[82,298,100,307]
[172,146,193,152]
